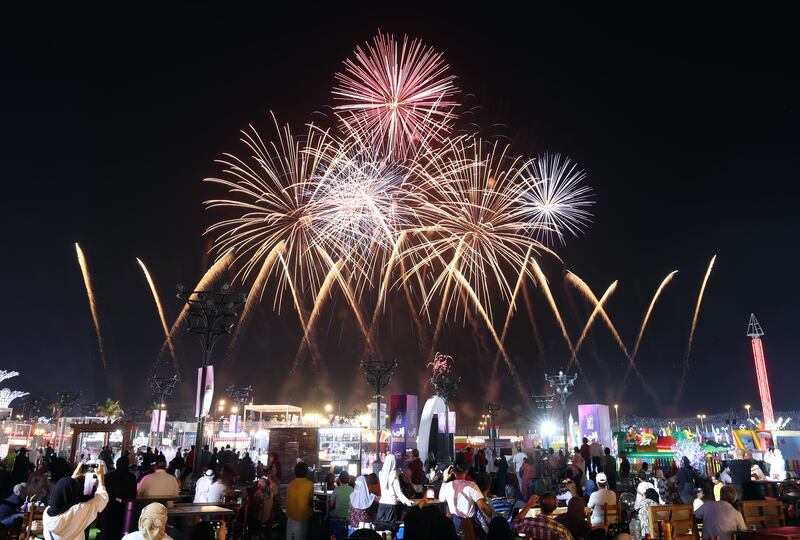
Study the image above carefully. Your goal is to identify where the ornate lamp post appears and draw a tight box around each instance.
[359,357,397,461]
[177,284,246,478]
[226,385,253,432]
[148,374,179,447]
[52,391,80,456]
[545,370,577,456]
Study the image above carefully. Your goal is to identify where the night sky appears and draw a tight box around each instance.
[3,7,798,427]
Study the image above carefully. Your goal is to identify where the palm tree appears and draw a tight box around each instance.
[96,398,124,420]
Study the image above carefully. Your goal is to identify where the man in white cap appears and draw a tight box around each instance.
[587,472,617,526]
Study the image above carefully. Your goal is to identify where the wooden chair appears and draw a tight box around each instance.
[18,504,44,540]
[648,504,694,540]
[590,502,619,530]
[739,500,785,530]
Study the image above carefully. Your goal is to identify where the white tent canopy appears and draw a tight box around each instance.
[244,404,303,420]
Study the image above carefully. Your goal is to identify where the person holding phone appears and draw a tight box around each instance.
[43,461,109,540]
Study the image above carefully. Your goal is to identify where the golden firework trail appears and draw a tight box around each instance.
[291,260,343,372]
[228,241,285,353]
[570,280,618,368]
[136,258,178,370]
[566,272,630,357]
[529,259,575,356]
[160,250,234,363]
[427,239,465,360]
[620,270,678,392]
[75,243,106,367]
[491,248,532,377]
[451,268,529,403]
[675,255,716,404]
[521,279,546,363]
[369,231,407,342]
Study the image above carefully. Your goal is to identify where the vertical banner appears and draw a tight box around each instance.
[406,395,418,451]
[578,404,612,449]
[151,409,167,433]
[390,395,408,458]
[195,366,214,418]
[367,402,386,430]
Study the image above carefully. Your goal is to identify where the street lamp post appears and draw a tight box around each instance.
[613,404,620,433]
[178,284,246,479]
[360,357,398,462]
[545,370,577,457]
[745,404,751,420]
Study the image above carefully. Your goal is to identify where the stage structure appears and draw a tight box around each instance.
[747,314,774,429]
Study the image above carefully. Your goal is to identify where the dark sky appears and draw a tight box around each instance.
[3,6,798,427]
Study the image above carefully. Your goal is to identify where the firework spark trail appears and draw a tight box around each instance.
[160,251,233,362]
[317,248,376,355]
[566,271,663,409]
[521,279,546,365]
[291,261,343,373]
[491,249,532,378]
[136,257,178,371]
[76,243,106,367]
[529,259,575,356]
[427,239,465,360]
[621,270,678,390]
[675,255,717,405]
[450,269,529,403]
[566,272,630,357]
[227,242,285,359]
[398,250,430,355]
[368,231,407,342]
[569,280,618,369]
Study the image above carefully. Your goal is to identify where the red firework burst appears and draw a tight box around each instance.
[333,31,459,159]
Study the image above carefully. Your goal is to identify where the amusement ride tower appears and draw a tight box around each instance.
[746,313,774,429]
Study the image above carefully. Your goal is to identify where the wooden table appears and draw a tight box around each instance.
[753,527,800,540]
[167,505,234,518]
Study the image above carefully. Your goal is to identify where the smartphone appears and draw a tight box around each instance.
[426,487,435,499]
[81,463,97,474]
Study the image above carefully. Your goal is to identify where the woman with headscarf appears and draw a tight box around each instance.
[555,497,591,540]
[634,488,660,539]
[98,456,137,540]
[375,454,414,531]
[43,462,109,540]
[121,503,171,540]
[491,455,508,497]
[348,476,378,528]
[675,457,695,504]
[653,468,668,504]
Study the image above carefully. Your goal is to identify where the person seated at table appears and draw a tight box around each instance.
[694,485,746,540]
[206,467,235,504]
[555,496,591,540]
[398,467,421,501]
[711,472,723,501]
[0,483,26,526]
[693,487,705,511]
[513,492,574,540]
[193,469,215,503]
[121,502,172,540]
[137,460,179,499]
[348,476,378,529]
[328,471,353,538]
[634,488,660,539]
[43,462,109,540]
[587,472,616,527]
[473,472,494,536]
[557,469,578,504]
[285,462,313,540]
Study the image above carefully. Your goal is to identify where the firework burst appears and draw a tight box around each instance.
[333,31,459,159]
[401,136,548,322]
[204,113,334,302]
[520,152,594,245]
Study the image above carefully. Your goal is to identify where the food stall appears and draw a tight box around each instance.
[318,426,362,478]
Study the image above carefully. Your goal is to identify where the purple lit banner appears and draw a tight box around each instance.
[150,409,167,433]
[578,404,612,448]
[390,395,419,458]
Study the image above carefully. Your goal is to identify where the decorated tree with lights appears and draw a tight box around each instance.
[672,438,706,469]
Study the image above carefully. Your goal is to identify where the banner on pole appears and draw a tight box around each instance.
[151,409,167,433]
[195,366,214,418]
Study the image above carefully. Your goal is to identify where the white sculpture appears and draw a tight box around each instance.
[765,448,787,481]
[0,388,28,408]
